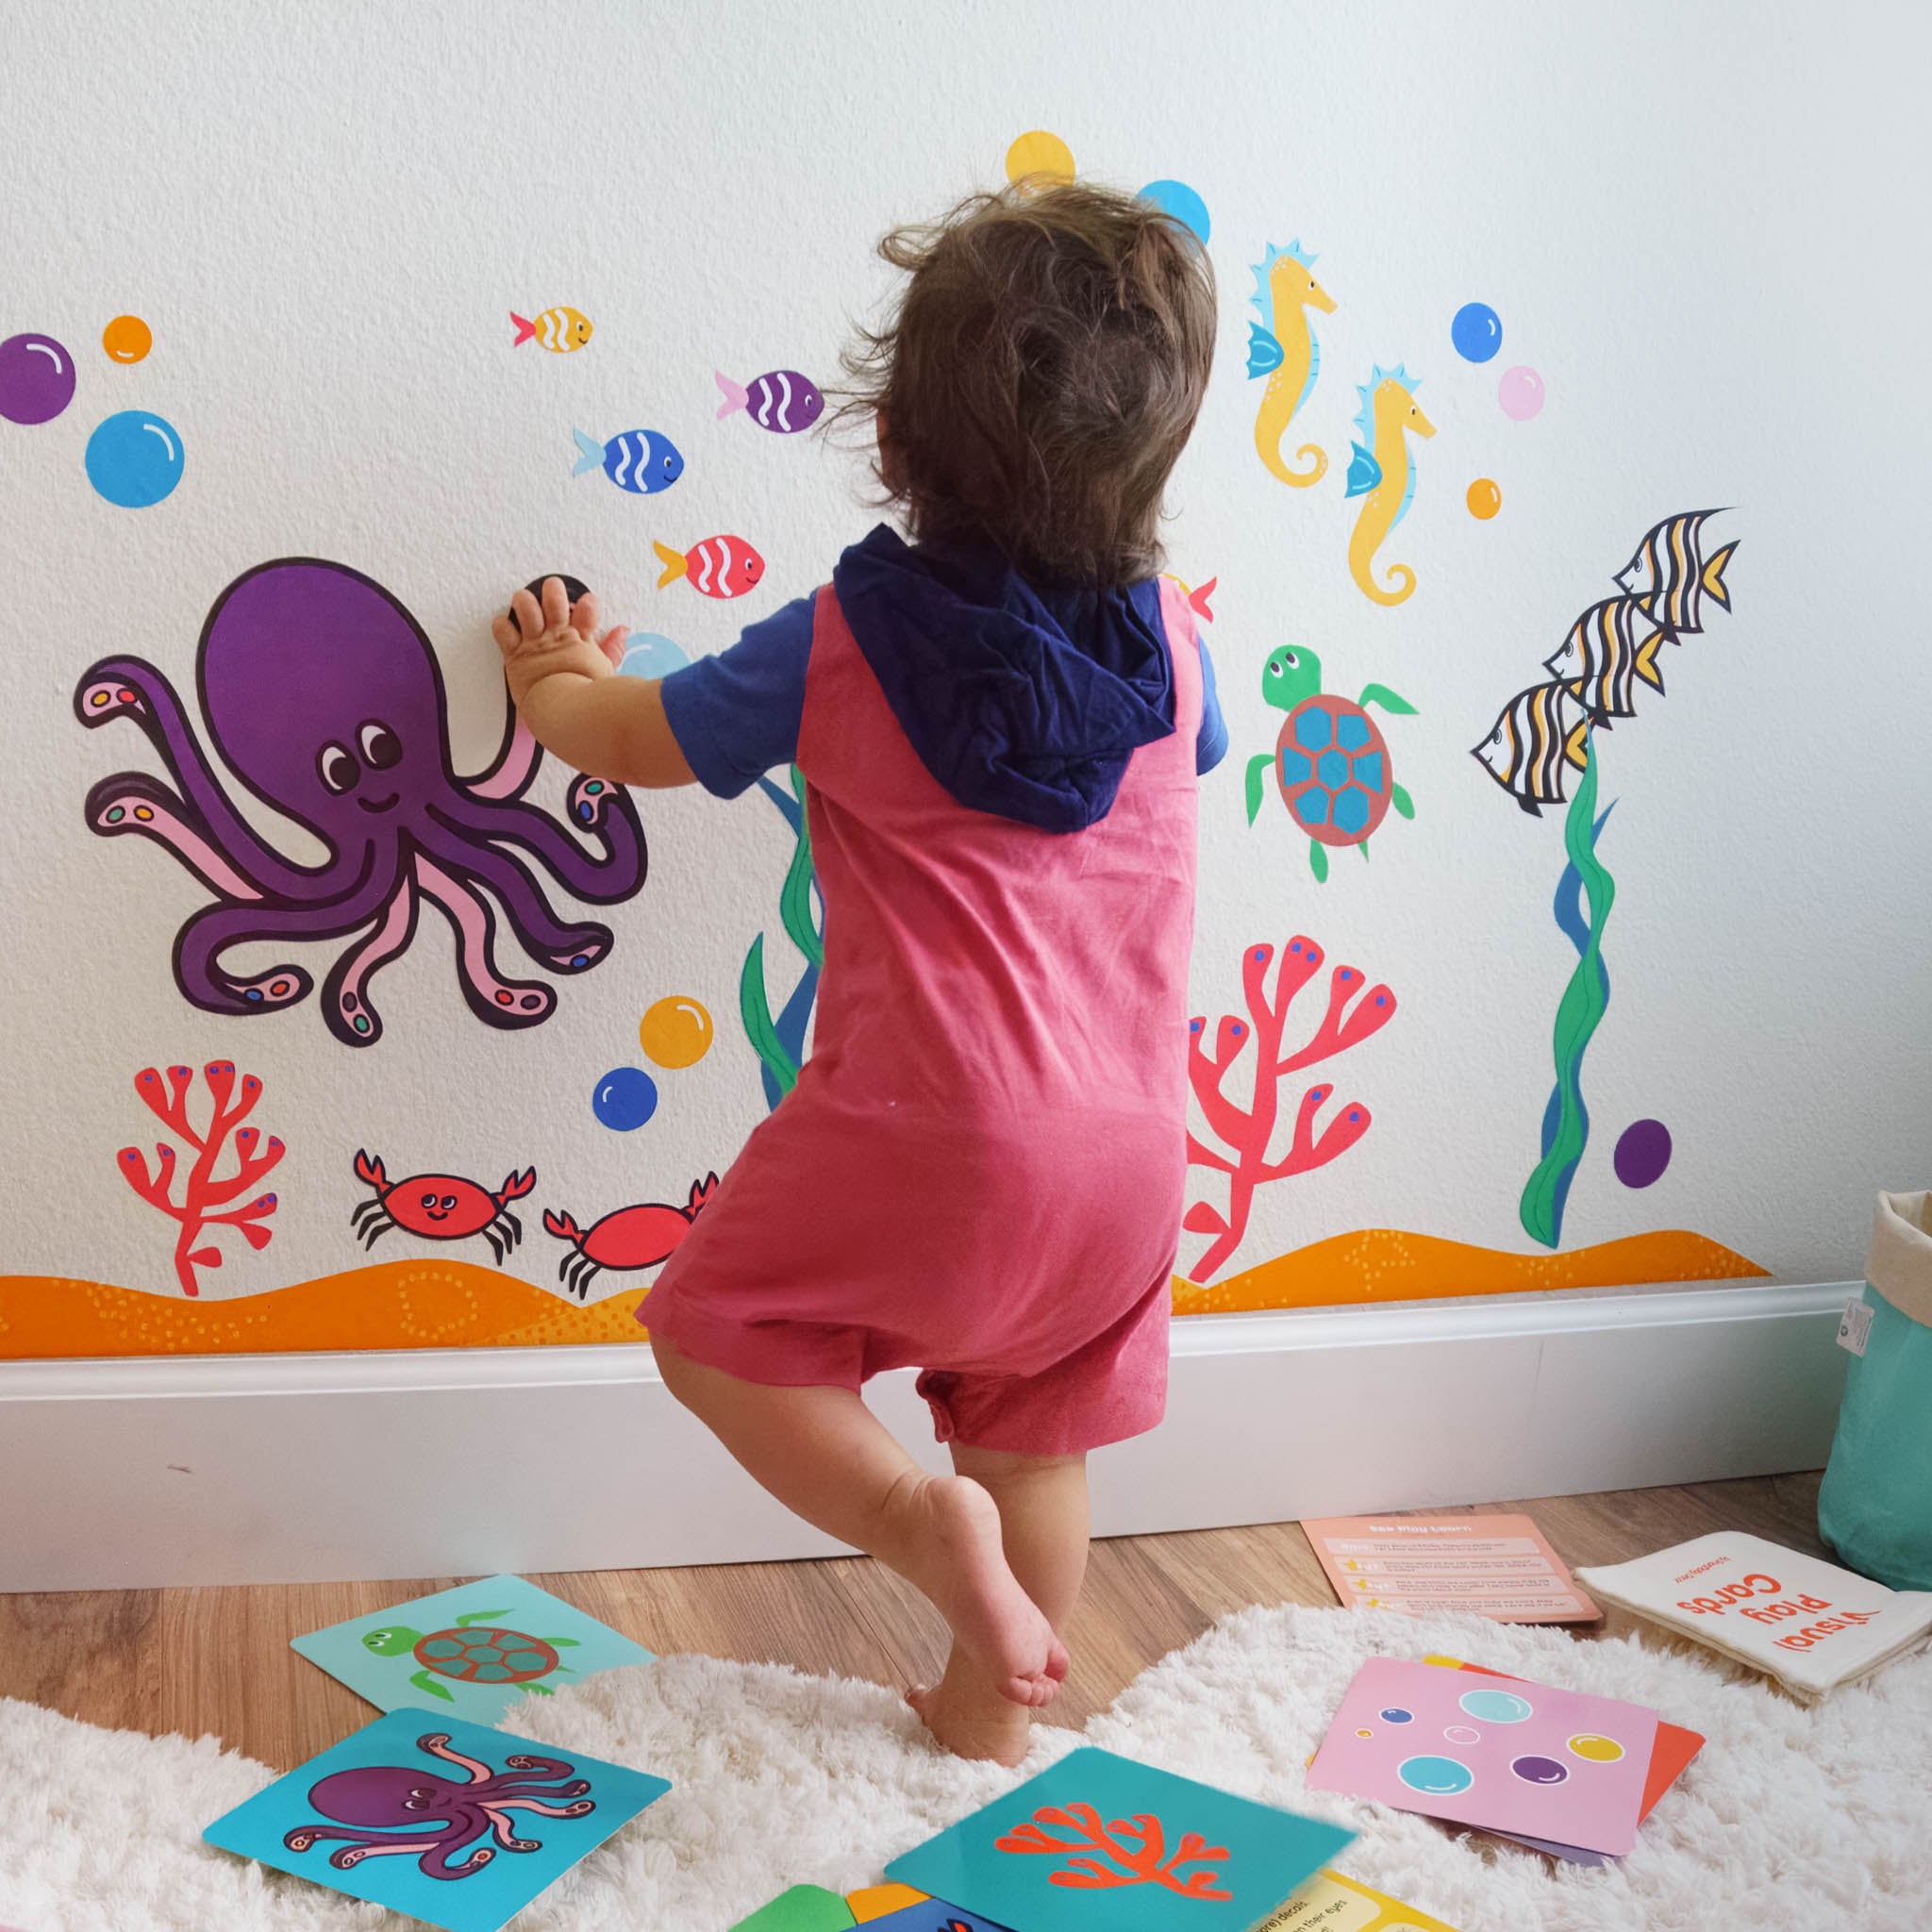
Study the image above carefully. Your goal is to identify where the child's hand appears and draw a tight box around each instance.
[491,576,630,712]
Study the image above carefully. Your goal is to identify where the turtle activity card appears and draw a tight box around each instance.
[1301,1514,1598,1624]
[884,1746,1353,1932]
[203,1707,669,1932]
[291,1573,654,1723]
[730,1885,858,1930]
[1257,1867,1463,1931]
[1306,1658,1657,1859]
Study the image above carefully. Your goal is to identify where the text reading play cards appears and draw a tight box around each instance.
[1306,1658,1656,1858]
[203,1707,669,1932]
[885,1746,1353,1932]
[292,1572,654,1722]
[1302,1514,1598,1623]
[1259,1868,1462,1930]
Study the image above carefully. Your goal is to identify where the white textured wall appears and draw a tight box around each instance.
[1,0,1926,1314]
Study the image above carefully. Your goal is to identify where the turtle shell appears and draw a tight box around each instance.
[411,1625,560,1685]
[1274,694,1392,847]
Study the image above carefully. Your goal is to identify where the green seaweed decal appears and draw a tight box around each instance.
[738,766,823,1108]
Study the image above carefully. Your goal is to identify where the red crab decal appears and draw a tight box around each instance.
[352,1149,536,1265]
[541,1173,718,1300]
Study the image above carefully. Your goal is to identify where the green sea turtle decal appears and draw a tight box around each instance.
[361,1608,581,1703]
[1245,645,1417,882]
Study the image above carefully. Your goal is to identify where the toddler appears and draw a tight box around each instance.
[493,182,1224,1764]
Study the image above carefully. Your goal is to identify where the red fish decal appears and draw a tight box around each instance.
[653,536,764,599]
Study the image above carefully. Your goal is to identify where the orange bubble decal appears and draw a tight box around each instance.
[638,994,714,1069]
[102,315,152,364]
[1006,130,1075,189]
[1467,477,1502,519]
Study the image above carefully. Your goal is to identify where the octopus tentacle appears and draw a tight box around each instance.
[414,856,557,1029]
[414,824,612,973]
[463,709,541,801]
[320,874,419,1047]
[490,1794,595,1817]
[430,773,646,907]
[75,656,342,901]
[84,773,262,902]
[480,1806,542,1851]
[420,1828,495,1880]
[418,1734,496,1782]
[173,853,401,1019]
[285,1824,452,1867]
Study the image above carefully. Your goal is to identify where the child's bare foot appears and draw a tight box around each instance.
[908,1659,1033,1765]
[889,1474,1070,1708]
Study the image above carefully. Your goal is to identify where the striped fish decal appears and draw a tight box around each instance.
[572,426,683,494]
[1541,596,1665,725]
[1613,509,1737,636]
[1471,680,1591,816]
[654,535,765,599]
[511,306,593,353]
[714,368,825,435]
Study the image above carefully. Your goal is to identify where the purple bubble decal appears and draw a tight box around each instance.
[1614,1118,1673,1188]
[0,332,76,425]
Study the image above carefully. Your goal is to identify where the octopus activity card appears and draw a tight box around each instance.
[1305,1658,1657,1858]
[1257,1868,1463,1930]
[1301,1514,1598,1624]
[730,1885,858,1929]
[884,1746,1354,1932]
[202,1707,670,1932]
[291,1574,654,1724]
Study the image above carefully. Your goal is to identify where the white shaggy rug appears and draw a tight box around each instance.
[2,1604,1929,1931]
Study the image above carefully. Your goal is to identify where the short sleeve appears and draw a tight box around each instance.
[658,592,816,798]
[1195,633,1228,775]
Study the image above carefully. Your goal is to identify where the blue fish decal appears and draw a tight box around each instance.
[573,426,684,494]
[1245,323,1285,379]
[1344,442,1383,498]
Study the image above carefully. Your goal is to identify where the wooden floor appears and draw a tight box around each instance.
[0,1472,1824,1774]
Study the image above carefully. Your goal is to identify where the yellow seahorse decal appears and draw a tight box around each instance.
[1247,242,1336,488]
[1344,365,1436,607]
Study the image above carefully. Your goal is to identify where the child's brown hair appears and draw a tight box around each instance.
[839,181,1217,587]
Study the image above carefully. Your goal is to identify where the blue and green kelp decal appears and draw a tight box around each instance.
[1520,738,1615,1248]
[739,766,824,1109]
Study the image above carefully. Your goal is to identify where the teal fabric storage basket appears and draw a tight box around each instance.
[1819,1191,1932,1591]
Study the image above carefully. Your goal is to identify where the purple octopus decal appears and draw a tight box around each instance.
[74,559,646,1046]
[282,1730,594,1880]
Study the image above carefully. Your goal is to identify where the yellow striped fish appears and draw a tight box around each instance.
[1471,681,1591,816]
[1613,509,1736,635]
[1541,596,1666,725]
[511,307,593,354]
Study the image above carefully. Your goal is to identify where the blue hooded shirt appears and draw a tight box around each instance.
[659,525,1225,828]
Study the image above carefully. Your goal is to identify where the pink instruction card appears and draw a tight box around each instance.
[1302,1513,1599,1623]
[1306,1657,1657,1857]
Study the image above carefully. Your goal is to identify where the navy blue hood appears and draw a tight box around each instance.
[830,525,1177,833]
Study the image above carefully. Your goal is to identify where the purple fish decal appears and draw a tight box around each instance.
[714,368,824,435]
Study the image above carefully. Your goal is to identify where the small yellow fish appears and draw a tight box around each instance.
[511,307,593,354]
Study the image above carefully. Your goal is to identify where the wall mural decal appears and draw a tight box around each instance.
[75,558,647,1045]
[0,330,75,424]
[117,1060,283,1297]
[541,1173,719,1299]
[1451,301,1503,364]
[1243,644,1416,883]
[713,368,825,434]
[1139,178,1211,242]
[638,994,713,1069]
[741,765,824,1109]
[1183,938,1397,1282]
[1344,366,1434,606]
[571,425,684,493]
[591,1065,658,1131]
[511,306,592,353]
[84,408,184,507]
[352,1150,537,1266]
[1004,129,1076,189]
[1498,364,1545,421]
[653,534,765,599]
[1246,242,1336,488]
[102,313,152,363]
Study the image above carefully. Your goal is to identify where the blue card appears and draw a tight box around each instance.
[291,1573,654,1723]
[204,1707,669,1932]
[885,1748,1353,1932]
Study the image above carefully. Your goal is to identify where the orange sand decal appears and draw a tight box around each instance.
[0,1228,1765,1358]
[1173,1227,1767,1316]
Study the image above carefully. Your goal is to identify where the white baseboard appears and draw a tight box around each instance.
[0,1281,1851,1592]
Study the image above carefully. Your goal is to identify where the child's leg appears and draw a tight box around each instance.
[908,1445,1090,1764]
[651,1336,1069,1708]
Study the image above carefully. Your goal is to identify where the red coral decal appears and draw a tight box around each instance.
[996,1801,1233,1898]
[116,1061,284,1297]
[1184,937,1396,1281]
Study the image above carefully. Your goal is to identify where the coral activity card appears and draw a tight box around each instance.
[885,1746,1353,1932]
[1302,1514,1598,1623]
[1306,1658,1656,1858]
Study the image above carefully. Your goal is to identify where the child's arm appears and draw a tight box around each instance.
[491,575,695,788]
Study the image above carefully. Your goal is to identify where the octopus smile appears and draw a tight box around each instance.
[358,792,399,813]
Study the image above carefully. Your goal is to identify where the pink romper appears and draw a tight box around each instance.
[641,575,1204,1454]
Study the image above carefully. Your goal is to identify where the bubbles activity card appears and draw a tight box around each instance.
[884,1745,1354,1932]
[1306,1657,1657,1858]
[291,1573,654,1723]
[202,1707,670,1932]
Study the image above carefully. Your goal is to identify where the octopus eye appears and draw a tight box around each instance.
[317,742,358,793]
[358,720,402,770]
